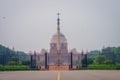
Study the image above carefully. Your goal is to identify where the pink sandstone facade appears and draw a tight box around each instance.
[29,14,87,70]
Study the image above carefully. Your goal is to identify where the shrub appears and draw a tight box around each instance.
[7,61,17,66]
[116,64,120,70]
[104,60,113,65]
[0,65,30,71]
[88,64,116,70]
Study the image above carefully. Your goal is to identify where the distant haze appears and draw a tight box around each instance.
[0,0,120,53]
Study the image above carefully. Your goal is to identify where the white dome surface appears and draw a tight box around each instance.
[51,32,67,43]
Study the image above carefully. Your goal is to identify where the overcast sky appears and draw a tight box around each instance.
[0,0,120,53]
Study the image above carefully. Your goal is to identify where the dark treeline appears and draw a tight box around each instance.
[0,44,30,66]
[87,46,120,65]
[101,47,120,64]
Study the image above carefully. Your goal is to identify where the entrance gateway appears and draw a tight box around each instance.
[30,13,86,70]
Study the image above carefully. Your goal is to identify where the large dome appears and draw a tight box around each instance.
[51,32,67,43]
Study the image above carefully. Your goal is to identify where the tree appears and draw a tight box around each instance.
[0,44,28,66]
[87,58,93,65]
[104,60,112,65]
[7,61,17,65]
[22,60,30,66]
[112,47,120,63]
[94,56,106,64]
[87,50,100,59]
[101,47,115,64]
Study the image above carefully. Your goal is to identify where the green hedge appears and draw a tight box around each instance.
[88,64,116,70]
[0,66,30,71]
[78,64,120,70]
[116,64,120,69]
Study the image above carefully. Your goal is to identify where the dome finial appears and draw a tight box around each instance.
[57,13,60,27]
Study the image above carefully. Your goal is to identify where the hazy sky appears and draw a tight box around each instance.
[0,0,120,53]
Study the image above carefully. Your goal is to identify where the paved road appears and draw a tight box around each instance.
[0,70,120,80]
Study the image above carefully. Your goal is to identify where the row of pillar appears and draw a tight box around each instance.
[30,52,88,69]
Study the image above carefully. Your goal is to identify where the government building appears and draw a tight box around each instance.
[29,13,87,70]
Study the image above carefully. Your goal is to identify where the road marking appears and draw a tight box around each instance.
[58,71,61,80]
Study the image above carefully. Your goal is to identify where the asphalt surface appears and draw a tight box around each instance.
[0,70,120,80]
